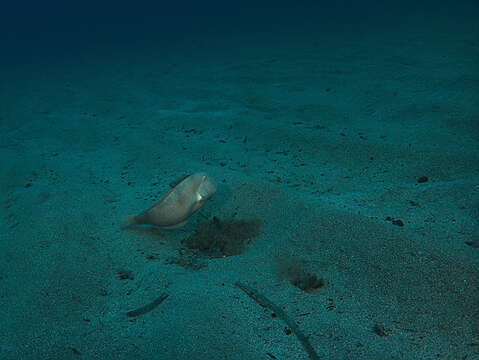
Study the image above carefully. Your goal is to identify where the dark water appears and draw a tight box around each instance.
[2,0,475,63]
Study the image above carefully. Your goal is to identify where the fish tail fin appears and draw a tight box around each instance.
[120,215,137,230]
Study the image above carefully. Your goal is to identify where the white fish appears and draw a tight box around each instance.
[120,173,216,229]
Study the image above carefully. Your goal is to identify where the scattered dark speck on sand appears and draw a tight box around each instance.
[392,219,404,227]
[386,217,405,227]
[465,238,479,248]
[70,348,81,356]
[117,269,134,280]
[374,324,390,337]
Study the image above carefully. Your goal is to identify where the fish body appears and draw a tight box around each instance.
[121,173,216,229]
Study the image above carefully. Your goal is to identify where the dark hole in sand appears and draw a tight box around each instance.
[182,216,262,258]
[275,257,326,293]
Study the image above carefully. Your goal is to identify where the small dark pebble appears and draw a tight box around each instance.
[417,176,429,183]
[117,270,134,280]
[392,219,404,227]
[374,324,390,337]
[386,216,404,227]
[70,348,81,355]
[465,240,479,248]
